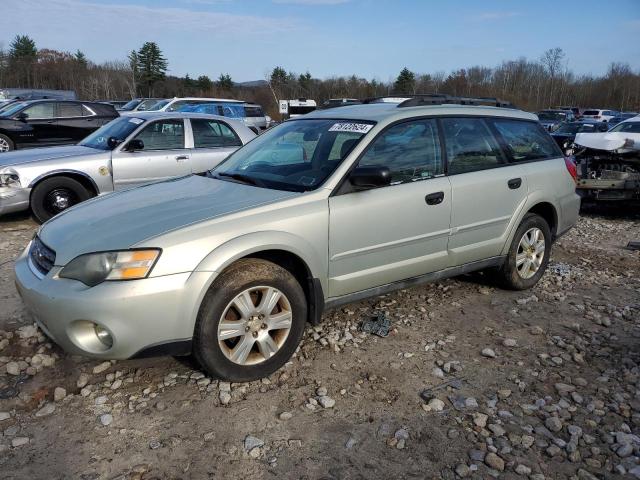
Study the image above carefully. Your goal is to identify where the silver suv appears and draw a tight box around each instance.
[14,96,581,382]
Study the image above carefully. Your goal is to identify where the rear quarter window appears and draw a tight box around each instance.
[491,119,562,162]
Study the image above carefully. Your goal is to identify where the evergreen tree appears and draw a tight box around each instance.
[197,75,213,91]
[74,50,88,66]
[9,35,37,60]
[136,42,168,96]
[394,67,416,94]
[298,71,312,94]
[216,73,233,90]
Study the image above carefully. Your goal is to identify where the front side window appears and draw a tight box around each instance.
[133,119,184,150]
[441,118,506,174]
[147,99,170,111]
[58,102,82,118]
[491,119,562,162]
[191,119,242,148]
[24,102,55,119]
[358,119,443,184]
[80,116,145,150]
[213,119,373,192]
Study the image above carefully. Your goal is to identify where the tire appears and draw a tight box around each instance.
[495,213,552,290]
[0,134,14,152]
[30,176,93,223]
[193,258,307,382]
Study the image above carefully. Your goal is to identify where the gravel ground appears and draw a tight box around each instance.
[0,206,639,480]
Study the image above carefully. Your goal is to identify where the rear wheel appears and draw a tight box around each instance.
[0,134,14,152]
[495,213,551,290]
[193,258,307,382]
[30,176,93,223]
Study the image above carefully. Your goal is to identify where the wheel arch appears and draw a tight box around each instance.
[28,170,99,196]
[191,232,327,325]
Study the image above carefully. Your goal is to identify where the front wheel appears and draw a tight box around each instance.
[0,134,14,152]
[193,258,307,382]
[30,176,93,223]
[495,213,551,290]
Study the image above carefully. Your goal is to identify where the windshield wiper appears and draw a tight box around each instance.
[214,171,263,187]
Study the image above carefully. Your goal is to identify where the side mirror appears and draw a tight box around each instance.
[125,139,144,151]
[598,124,608,132]
[349,166,391,190]
[106,137,120,150]
[15,112,28,122]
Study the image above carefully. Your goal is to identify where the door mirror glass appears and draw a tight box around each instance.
[126,139,144,151]
[349,166,391,189]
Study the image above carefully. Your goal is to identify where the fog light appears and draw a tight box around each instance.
[94,324,113,348]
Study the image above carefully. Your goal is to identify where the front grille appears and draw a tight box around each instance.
[29,236,56,276]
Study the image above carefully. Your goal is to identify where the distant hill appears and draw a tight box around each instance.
[235,80,268,88]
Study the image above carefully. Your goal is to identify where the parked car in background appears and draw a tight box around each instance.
[573,116,640,201]
[177,102,268,134]
[607,112,638,127]
[321,98,362,109]
[12,96,579,381]
[581,109,619,123]
[553,106,582,118]
[0,88,76,104]
[284,98,317,118]
[0,112,255,221]
[118,98,164,112]
[536,109,575,131]
[0,99,118,153]
[550,120,609,154]
[143,97,244,113]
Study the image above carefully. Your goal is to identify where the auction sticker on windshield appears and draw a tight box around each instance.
[329,123,374,134]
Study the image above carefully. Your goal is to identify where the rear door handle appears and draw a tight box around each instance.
[508,178,522,189]
[175,155,189,162]
[425,191,445,205]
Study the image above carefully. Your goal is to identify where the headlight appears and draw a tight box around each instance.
[0,171,20,187]
[59,249,161,287]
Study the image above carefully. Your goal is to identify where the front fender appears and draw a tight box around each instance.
[194,230,326,287]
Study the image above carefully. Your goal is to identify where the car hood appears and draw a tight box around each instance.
[575,131,640,152]
[39,175,299,265]
[0,145,102,168]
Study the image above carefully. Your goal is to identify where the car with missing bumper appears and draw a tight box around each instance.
[0,112,255,222]
[14,95,580,382]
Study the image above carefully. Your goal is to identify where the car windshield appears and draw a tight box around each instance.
[212,119,374,192]
[120,99,141,111]
[556,123,597,134]
[0,101,30,117]
[538,112,566,121]
[147,99,170,111]
[609,122,640,134]
[79,116,145,150]
[136,99,161,111]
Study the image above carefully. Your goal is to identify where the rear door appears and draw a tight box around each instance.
[111,118,191,190]
[328,119,452,297]
[56,102,85,141]
[188,117,243,173]
[443,117,528,266]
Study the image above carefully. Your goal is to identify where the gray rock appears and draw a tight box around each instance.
[316,386,328,396]
[5,362,20,375]
[0,412,10,421]
[345,436,357,449]
[481,348,496,358]
[244,435,264,452]
[219,391,231,405]
[93,361,111,374]
[503,338,517,347]
[515,464,531,475]
[545,416,563,433]
[53,387,66,402]
[484,452,504,471]
[455,464,471,478]
[77,373,90,388]
[318,396,336,408]
[279,411,293,420]
[99,414,113,426]
[11,437,29,447]
[35,403,55,417]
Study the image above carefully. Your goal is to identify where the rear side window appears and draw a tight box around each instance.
[441,118,506,175]
[244,106,263,117]
[491,119,562,162]
[359,119,443,184]
[57,102,82,118]
[583,110,600,116]
[191,118,242,148]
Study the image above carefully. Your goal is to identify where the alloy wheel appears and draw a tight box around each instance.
[516,227,545,279]
[44,188,77,215]
[217,286,293,366]
[0,137,10,152]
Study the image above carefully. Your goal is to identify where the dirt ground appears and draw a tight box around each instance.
[0,205,639,480]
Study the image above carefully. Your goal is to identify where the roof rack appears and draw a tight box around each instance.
[363,94,516,109]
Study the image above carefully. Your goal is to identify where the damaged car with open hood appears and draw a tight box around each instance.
[573,116,640,201]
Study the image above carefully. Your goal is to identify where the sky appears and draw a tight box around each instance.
[2,0,639,82]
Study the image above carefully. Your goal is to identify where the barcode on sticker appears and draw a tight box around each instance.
[329,123,373,134]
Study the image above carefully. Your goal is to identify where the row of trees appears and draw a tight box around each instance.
[1,35,639,115]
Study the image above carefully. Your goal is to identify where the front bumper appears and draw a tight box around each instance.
[0,186,30,216]
[14,245,215,359]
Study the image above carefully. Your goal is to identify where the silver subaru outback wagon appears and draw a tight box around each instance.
[14,96,581,382]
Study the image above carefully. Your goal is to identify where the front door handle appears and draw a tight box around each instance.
[508,178,522,189]
[175,155,189,162]
[425,191,445,205]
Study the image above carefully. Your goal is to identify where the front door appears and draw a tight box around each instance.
[328,119,452,298]
[21,101,60,146]
[188,118,243,173]
[441,117,529,266]
[111,118,191,190]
